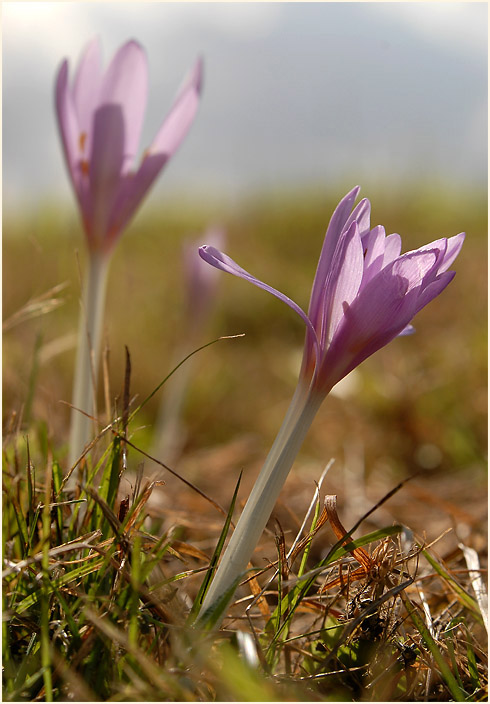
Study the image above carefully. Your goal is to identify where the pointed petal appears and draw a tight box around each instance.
[397,324,415,336]
[413,270,456,314]
[55,60,80,187]
[73,37,103,141]
[199,245,319,353]
[405,238,448,278]
[391,249,439,294]
[346,197,371,238]
[383,233,402,265]
[100,40,148,168]
[361,225,386,286]
[321,221,364,345]
[147,57,203,158]
[318,249,441,390]
[437,232,465,273]
[308,186,361,325]
[89,104,125,244]
[105,152,168,247]
[317,265,412,390]
[105,58,203,244]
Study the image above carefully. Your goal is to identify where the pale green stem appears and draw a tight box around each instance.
[68,250,110,470]
[199,382,324,623]
[152,338,198,466]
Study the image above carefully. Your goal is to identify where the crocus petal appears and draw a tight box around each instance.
[320,221,364,346]
[89,104,126,244]
[412,270,456,315]
[147,57,203,158]
[73,37,103,143]
[308,186,361,326]
[99,40,148,169]
[345,197,371,239]
[437,232,465,273]
[361,225,387,286]
[397,324,415,336]
[319,249,442,389]
[105,152,168,247]
[318,264,414,389]
[406,238,448,277]
[105,58,203,244]
[382,233,402,266]
[392,249,440,294]
[55,60,80,189]
[183,228,225,324]
[199,245,320,356]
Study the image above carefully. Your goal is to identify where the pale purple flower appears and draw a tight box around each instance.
[152,227,225,464]
[56,38,203,254]
[199,186,465,397]
[183,227,225,328]
[196,187,464,625]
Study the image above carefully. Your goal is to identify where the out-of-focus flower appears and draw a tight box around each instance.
[183,227,225,330]
[199,186,465,398]
[56,38,203,254]
[196,186,464,626]
[153,227,225,464]
[57,38,203,471]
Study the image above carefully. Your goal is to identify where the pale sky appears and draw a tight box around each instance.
[3,2,487,213]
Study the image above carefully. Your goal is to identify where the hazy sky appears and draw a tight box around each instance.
[3,2,488,213]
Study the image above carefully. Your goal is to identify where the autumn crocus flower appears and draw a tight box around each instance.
[56,38,202,469]
[196,186,464,624]
[56,37,203,254]
[153,227,225,463]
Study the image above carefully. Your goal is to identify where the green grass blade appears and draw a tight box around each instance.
[40,480,53,701]
[422,548,482,618]
[14,556,106,614]
[402,593,468,701]
[189,472,242,623]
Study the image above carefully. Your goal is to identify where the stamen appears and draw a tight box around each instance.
[80,160,89,176]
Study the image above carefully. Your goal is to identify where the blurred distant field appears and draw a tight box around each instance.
[3,182,487,554]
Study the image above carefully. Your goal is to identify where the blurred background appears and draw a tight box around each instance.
[3,1,487,210]
[3,2,487,553]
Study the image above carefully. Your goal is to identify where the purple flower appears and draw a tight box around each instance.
[199,187,465,396]
[55,38,203,254]
[183,227,225,328]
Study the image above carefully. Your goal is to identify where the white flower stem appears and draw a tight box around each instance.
[199,382,324,623]
[152,338,197,465]
[68,250,110,470]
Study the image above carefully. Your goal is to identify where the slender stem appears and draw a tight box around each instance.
[199,383,324,623]
[68,251,110,470]
[152,340,196,465]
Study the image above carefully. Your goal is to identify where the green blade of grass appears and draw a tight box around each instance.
[128,534,142,647]
[14,555,107,614]
[189,472,242,624]
[401,592,468,701]
[466,640,481,691]
[40,474,53,701]
[97,436,122,531]
[422,548,482,618]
